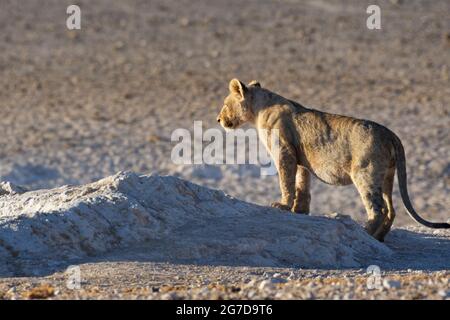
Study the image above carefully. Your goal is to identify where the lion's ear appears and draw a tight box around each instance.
[229,78,247,99]
[248,80,261,88]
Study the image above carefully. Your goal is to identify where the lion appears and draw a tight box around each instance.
[217,78,450,241]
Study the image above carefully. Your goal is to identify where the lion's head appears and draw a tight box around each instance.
[217,79,260,130]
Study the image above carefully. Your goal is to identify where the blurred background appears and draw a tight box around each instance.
[0,0,448,226]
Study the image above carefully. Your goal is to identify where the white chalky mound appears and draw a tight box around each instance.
[0,172,391,268]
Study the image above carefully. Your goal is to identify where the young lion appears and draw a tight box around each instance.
[217,78,450,241]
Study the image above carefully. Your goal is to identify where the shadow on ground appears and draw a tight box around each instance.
[2,228,449,278]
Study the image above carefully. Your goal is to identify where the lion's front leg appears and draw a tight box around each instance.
[271,146,297,211]
[292,166,311,214]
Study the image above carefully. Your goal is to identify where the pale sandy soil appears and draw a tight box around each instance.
[0,0,449,299]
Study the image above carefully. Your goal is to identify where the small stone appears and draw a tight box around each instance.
[273,273,282,278]
[443,32,450,45]
[303,291,315,299]
[161,292,180,300]
[258,280,276,291]
[23,284,55,299]
[271,277,287,284]
[0,182,27,196]
[7,287,16,294]
[124,92,134,100]
[114,41,125,50]
[245,279,257,288]
[383,279,401,289]
[274,291,285,299]
[438,290,449,298]
[179,17,190,27]
[198,288,210,296]
[343,293,354,299]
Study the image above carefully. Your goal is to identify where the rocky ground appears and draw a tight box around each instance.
[0,0,449,299]
[0,263,449,300]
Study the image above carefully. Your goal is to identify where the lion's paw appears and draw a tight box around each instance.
[271,202,291,211]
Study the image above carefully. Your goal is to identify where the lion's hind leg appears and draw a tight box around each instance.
[352,168,387,241]
[373,168,396,241]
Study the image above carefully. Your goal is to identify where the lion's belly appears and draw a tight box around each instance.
[305,158,352,186]
[310,167,352,186]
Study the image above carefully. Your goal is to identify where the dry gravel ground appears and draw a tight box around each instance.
[0,262,449,300]
[0,0,449,299]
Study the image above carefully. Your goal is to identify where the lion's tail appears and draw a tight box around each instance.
[392,135,450,228]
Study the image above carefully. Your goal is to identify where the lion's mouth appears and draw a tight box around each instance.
[226,122,241,130]
[221,119,235,129]
[218,117,241,130]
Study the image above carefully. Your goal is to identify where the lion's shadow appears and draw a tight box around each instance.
[1,228,449,278]
[379,228,450,271]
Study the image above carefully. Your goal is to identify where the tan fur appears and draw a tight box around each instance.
[217,79,450,241]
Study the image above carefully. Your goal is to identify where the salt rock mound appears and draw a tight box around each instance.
[0,172,391,268]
